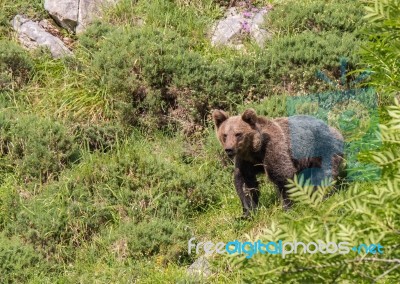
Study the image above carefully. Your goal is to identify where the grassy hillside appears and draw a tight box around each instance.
[1,0,399,283]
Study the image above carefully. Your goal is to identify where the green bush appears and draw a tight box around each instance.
[0,40,34,91]
[109,218,190,261]
[0,111,79,183]
[11,180,117,262]
[265,31,361,93]
[85,27,247,129]
[81,0,366,131]
[9,133,229,263]
[74,122,125,152]
[78,21,114,54]
[0,234,48,284]
[267,0,365,34]
[0,175,19,230]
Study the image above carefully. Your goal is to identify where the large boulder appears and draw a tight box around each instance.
[12,15,72,58]
[44,0,118,34]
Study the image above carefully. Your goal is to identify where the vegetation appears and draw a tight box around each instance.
[0,0,398,283]
[360,0,400,104]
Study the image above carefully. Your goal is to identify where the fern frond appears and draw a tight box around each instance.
[287,175,335,208]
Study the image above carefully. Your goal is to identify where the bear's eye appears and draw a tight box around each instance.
[235,133,243,138]
[222,134,227,141]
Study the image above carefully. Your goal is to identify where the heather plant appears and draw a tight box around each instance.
[85,26,265,129]
[0,40,34,91]
[8,132,230,265]
[266,0,365,35]
[73,122,125,152]
[106,218,191,262]
[0,110,79,183]
[0,233,49,283]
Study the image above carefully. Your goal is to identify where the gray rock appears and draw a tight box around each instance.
[211,8,244,46]
[44,0,79,32]
[211,7,271,48]
[187,256,212,279]
[44,0,118,34]
[12,15,72,58]
[76,0,117,34]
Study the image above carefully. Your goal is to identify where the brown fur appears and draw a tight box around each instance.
[212,108,344,218]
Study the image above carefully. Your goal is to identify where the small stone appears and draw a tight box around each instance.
[187,256,212,279]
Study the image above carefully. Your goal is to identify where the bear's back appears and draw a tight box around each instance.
[274,115,343,160]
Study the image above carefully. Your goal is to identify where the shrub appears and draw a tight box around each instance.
[0,40,34,91]
[11,180,118,262]
[74,122,125,152]
[267,0,365,35]
[78,21,114,54]
[109,218,190,261]
[264,31,361,93]
[9,133,228,263]
[0,234,48,283]
[0,175,19,230]
[81,0,366,132]
[85,27,265,129]
[0,111,79,183]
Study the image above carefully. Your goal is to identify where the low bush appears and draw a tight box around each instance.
[74,122,125,152]
[8,133,229,263]
[0,110,79,183]
[108,218,190,262]
[0,40,34,91]
[265,31,361,93]
[0,233,48,283]
[80,0,366,132]
[267,0,365,35]
[0,175,19,230]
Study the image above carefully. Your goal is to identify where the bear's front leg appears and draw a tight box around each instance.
[234,160,260,218]
[276,180,293,211]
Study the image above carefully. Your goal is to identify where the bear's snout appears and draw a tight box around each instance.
[225,148,235,158]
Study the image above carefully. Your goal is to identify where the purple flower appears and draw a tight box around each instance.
[243,11,252,18]
[251,7,259,13]
[241,21,251,33]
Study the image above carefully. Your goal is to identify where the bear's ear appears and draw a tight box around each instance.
[242,108,257,126]
[212,110,229,129]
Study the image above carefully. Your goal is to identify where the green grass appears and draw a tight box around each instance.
[0,0,399,282]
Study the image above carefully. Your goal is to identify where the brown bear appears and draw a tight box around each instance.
[212,108,344,218]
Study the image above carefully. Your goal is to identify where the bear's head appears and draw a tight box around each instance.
[212,108,262,158]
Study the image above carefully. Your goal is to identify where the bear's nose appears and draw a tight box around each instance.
[225,148,234,156]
